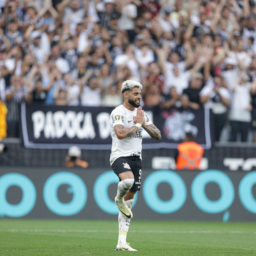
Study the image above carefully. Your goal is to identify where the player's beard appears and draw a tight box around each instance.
[128,98,140,108]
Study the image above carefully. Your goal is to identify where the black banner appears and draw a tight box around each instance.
[21,103,212,149]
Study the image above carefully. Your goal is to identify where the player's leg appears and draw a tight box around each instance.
[116,156,141,251]
[116,190,136,251]
[112,157,135,219]
[116,171,135,206]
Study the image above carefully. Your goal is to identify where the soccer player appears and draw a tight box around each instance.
[110,80,161,251]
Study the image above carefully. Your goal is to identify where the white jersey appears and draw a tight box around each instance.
[110,104,152,165]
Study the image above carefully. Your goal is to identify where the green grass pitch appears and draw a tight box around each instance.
[0,220,255,256]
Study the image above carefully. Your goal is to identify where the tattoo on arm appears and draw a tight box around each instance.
[143,124,161,140]
[114,125,139,139]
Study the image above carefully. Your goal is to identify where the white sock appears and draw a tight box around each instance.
[118,199,134,245]
[116,179,134,200]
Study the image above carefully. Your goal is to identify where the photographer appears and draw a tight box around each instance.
[65,146,89,168]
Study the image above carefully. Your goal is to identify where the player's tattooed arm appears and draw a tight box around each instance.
[142,124,162,140]
[114,125,140,139]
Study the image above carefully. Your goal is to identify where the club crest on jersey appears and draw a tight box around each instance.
[122,162,131,169]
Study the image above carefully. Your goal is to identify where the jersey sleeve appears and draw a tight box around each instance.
[145,112,152,125]
[111,108,125,127]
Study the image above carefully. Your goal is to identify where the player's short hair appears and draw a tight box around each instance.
[121,80,143,93]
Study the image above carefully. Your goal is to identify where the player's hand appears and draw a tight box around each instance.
[134,107,145,126]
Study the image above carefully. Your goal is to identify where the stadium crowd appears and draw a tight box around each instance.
[0,0,256,142]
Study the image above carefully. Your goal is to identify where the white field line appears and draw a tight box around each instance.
[0,229,255,234]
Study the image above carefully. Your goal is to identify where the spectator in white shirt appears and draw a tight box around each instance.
[63,0,84,35]
[6,19,23,46]
[29,30,50,64]
[242,16,256,49]
[76,21,90,54]
[118,0,138,40]
[49,43,70,74]
[114,45,140,81]
[64,74,80,106]
[5,75,26,103]
[222,57,239,91]
[158,8,173,32]
[200,75,230,141]
[229,72,252,142]
[134,40,155,69]
[164,65,190,95]
[81,75,102,106]
[229,38,252,69]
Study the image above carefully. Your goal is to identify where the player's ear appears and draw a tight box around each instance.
[123,91,129,97]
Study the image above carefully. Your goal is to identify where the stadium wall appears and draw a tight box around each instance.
[0,167,255,222]
[1,139,256,171]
